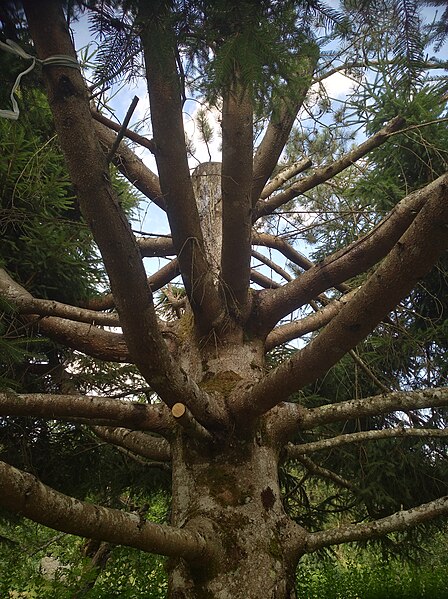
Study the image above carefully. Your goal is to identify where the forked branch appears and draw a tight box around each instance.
[254,116,406,220]
[94,120,164,210]
[243,172,448,418]
[253,173,446,335]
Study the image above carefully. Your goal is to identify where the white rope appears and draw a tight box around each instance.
[0,39,80,121]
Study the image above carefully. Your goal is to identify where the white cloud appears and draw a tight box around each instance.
[322,71,358,98]
[183,103,222,166]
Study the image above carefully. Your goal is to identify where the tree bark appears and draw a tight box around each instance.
[0,460,211,560]
[0,391,174,435]
[167,431,304,598]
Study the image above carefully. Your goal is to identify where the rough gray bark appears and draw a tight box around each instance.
[167,432,304,598]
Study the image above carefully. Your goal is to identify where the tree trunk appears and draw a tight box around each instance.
[192,162,222,284]
[168,431,300,598]
[167,164,301,596]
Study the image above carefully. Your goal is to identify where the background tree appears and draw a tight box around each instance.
[0,1,447,598]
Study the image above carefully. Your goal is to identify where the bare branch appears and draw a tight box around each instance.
[94,120,164,210]
[303,388,448,430]
[265,291,356,351]
[303,496,448,554]
[24,1,227,429]
[271,387,448,441]
[252,55,317,205]
[254,116,406,220]
[82,260,179,311]
[287,427,448,457]
[260,158,312,199]
[221,79,253,316]
[91,108,157,154]
[253,173,444,335]
[0,266,129,361]
[250,270,280,289]
[0,460,212,560]
[92,426,171,461]
[4,291,120,327]
[251,250,293,282]
[137,237,175,258]
[253,232,315,271]
[294,454,357,491]
[243,172,448,417]
[0,391,174,435]
[36,317,129,362]
[252,232,350,295]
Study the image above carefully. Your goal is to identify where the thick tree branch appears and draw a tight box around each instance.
[254,116,406,220]
[260,158,312,199]
[303,388,448,430]
[92,426,171,461]
[242,172,448,417]
[265,291,356,350]
[253,173,445,335]
[1,279,120,327]
[82,260,179,311]
[287,427,448,457]
[24,1,227,429]
[303,496,448,554]
[221,78,253,317]
[140,7,223,335]
[0,391,174,435]
[251,250,293,282]
[0,265,130,361]
[251,54,317,205]
[91,109,157,154]
[37,317,129,362]
[271,387,448,441]
[0,460,211,560]
[94,120,164,210]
